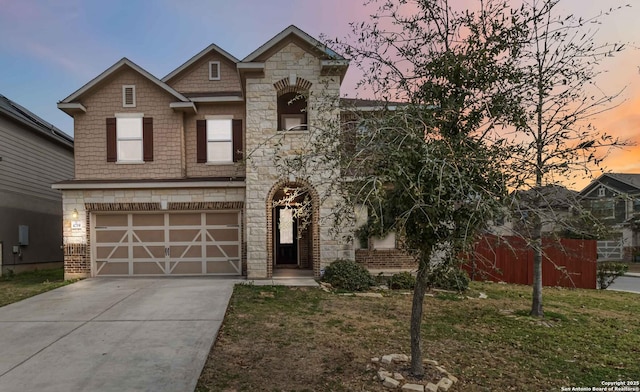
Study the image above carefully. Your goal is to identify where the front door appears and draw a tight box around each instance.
[275,206,297,265]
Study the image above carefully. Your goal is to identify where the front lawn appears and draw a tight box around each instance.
[0,269,70,307]
[197,282,640,391]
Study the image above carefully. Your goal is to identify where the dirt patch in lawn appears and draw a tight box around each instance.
[196,282,640,392]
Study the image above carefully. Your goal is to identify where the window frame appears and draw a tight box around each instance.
[598,186,606,197]
[115,114,144,163]
[205,117,233,164]
[122,85,136,108]
[208,61,221,81]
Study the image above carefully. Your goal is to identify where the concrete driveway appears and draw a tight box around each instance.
[0,277,238,392]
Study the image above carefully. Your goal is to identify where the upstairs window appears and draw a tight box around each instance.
[106,115,153,163]
[196,118,243,164]
[206,119,232,163]
[598,186,606,197]
[278,92,307,131]
[122,85,136,107]
[209,61,220,81]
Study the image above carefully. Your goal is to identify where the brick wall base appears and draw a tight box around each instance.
[64,243,89,280]
[355,249,417,270]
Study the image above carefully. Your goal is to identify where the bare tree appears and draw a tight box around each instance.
[507,0,629,317]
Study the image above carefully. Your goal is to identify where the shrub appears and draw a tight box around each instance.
[597,262,628,289]
[388,271,416,290]
[322,259,375,292]
[428,267,470,292]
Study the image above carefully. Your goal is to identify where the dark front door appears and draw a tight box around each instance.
[275,206,297,265]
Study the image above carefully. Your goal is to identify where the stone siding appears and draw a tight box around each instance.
[244,42,354,278]
[73,67,184,180]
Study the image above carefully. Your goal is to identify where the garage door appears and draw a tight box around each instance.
[93,212,241,276]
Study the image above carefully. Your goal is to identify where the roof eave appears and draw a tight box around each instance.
[169,102,197,114]
[57,102,87,116]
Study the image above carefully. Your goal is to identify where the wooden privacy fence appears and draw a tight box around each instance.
[463,235,597,289]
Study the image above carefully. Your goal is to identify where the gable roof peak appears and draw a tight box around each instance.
[59,57,188,105]
[242,24,345,63]
[162,43,239,82]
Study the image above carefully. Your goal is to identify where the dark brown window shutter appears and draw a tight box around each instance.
[106,117,117,162]
[197,120,207,163]
[143,117,153,162]
[232,119,243,162]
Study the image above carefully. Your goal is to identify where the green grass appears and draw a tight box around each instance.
[198,282,640,392]
[0,269,71,307]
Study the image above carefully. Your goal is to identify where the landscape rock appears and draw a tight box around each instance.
[371,357,380,363]
[390,353,410,363]
[378,370,392,381]
[437,377,453,391]
[478,292,488,299]
[425,383,439,392]
[383,377,401,389]
[402,383,425,392]
[393,372,404,381]
[435,366,447,374]
[423,359,439,366]
[447,374,458,384]
[381,355,394,364]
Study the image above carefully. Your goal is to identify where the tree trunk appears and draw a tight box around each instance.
[410,258,429,376]
[530,218,544,317]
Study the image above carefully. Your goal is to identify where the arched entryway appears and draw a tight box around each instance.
[266,179,320,277]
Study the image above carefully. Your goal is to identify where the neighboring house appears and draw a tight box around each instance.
[54,25,357,279]
[579,173,640,261]
[494,185,579,237]
[0,94,74,274]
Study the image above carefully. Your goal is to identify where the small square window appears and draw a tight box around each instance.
[209,61,221,81]
[122,85,136,107]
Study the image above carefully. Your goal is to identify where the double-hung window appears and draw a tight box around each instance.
[196,118,243,164]
[206,119,233,163]
[116,116,143,162]
[106,115,153,163]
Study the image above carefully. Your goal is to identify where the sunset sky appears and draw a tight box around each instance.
[0,0,637,190]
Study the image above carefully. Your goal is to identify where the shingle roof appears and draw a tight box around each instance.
[605,173,640,190]
[0,93,73,149]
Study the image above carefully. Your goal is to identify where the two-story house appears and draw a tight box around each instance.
[54,25,354,280]
[1,94,74,274]
[579,173,640,261]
